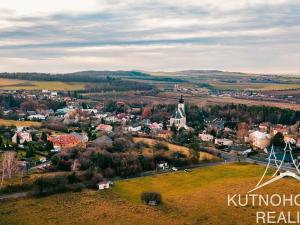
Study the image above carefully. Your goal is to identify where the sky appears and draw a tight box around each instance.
[0,0,300,74]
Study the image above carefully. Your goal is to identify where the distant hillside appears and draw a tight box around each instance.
[0,71,185,83]
[148,70,300,84]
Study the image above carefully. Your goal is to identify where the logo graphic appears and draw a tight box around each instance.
[248,142,300,193]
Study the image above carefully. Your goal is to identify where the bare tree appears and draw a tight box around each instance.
[1,151,17,188]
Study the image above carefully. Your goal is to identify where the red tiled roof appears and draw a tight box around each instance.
[48,134,83,147]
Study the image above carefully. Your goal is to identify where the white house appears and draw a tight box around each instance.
[12,131,32,144]
[198,133,214,142]
[28,114,46,120]
[249,131,271,150]
[50,92,58,97]
[214,138,233,146]
[170,95,187,129]
[149,122,162,131]
[157,162,169,170]
[98,181,113,190]
[126,125,142,132]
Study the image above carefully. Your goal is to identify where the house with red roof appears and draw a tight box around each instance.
[48,133,86,150]
[96,124,113,133]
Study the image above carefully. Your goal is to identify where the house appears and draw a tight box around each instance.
[28,114,46,121]
[170,95,187,129]
[157,162,169,170]
[156,130,173,139]
[259,122,270,132]
[98,181,113,190]
[284,136,296,145]
[249,131,271,150]
[42,89,50,94]
[82,108,98,114]
[198,133,214,142]
[126,125,142,132]
[96,124,113,133]
[50,92,58,97]
[12,131,32,144]
[42,109,54,117]
[48,133,87,150]
[105,116,120,123]
[215,138,233,147]
[56,108,69,116]
[149,122,162,131]
[272,124,288,136]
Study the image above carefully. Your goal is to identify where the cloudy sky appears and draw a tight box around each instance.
[0,0,300,73]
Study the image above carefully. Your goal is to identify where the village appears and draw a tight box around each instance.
[0,87,300,196]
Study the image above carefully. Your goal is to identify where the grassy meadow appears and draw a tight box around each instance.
[0,78,87,91]
[1,163,300,225]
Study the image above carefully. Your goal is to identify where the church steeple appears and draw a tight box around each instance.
[179,95,184,103]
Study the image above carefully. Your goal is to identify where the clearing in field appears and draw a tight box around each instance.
[1,163,299,225]
[0,78,87,90]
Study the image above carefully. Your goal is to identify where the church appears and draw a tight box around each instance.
[170,95,187,129]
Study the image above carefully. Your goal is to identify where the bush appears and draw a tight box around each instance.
[141,191,162,205]
[34,176,68,196]
[69,183,85,192]
[58,160,72,171]
[134,141,149,150]
[154,142,169,151]
[67,172,79,184]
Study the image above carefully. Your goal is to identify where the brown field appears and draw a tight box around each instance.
[1,163,299,225]
[0,119,42,128]
[199,96,300,111]
[121,92,300,111]
[210,81,300,91]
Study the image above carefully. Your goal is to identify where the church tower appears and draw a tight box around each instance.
[178,95,185,116]
[170,95,187,129]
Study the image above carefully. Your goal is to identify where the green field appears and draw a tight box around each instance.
[0,78,87,91]
[1,163,299,225]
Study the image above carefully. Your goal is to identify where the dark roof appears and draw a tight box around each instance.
[179,95,184,103]
[172,110,183,119]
